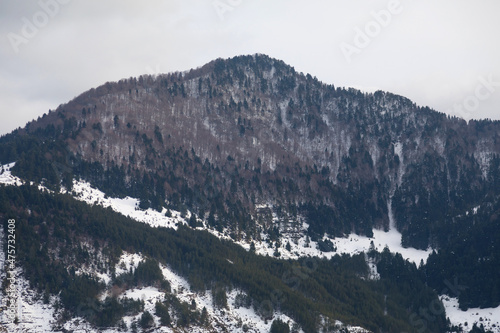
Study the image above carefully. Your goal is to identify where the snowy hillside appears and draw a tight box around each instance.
[60,251,305,333]
[67,180,188,230]
[441,296,500,332]
[65,177,431,265]
[1,162,430,265]
[0,164,370,332]
[1,163,500,333]
[0,162,22,186]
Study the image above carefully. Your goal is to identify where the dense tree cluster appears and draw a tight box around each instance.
[1,184,448,332]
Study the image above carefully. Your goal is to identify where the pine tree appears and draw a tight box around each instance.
[270,318,290,333]
[200,306,208,326]
[140,311,154,329]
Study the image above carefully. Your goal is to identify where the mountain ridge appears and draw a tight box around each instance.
[1,55,500,331]
[15,54,500,247]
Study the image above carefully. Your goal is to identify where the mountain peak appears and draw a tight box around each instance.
[2,55,500,333]
[9,55,500,248]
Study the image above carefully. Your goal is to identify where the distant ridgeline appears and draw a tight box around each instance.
[1,54,499,331]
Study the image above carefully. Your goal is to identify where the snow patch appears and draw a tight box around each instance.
[0,162,23,186]
[115,252,145,275]
[0,266,59,332]
[69,179,188,230]
[156,261,303,333]
[365,253,380,281]
[394,142,403,161]
[234,216,431,265]
[441,295,500,332]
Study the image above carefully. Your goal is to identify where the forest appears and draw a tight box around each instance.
[1,184,450,333]
[1,54,500,332]
[1,103,499,320]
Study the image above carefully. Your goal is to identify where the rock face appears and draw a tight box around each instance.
[22,54,500,249]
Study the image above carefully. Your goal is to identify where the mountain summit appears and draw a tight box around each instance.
[17,54,500,248]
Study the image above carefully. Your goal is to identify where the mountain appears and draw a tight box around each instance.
[1,54,499,332]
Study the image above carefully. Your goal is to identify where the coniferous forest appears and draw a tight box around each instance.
[2,184,449,333]
[1,54,500,332]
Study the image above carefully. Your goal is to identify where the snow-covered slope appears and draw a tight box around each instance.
[2,163,428,266]
[0,166,370,332]
[0,162,22,186]
[2,250,307,333]
[68,180,188,229]
[66,178,431,265]
[234,218,431,265]
[441,296,500,332]
[1,164,499,332]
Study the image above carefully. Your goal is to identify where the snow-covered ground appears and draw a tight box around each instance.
[1,163,498,332]
[69,180,188,229]
[63,251,307,333]
[65,178,430,267]
[11,273,59,332]
[233,221,431,265]
[231,201,431,266]
[0,164,430,265]
[441,296,500,332]
[0,162,22,186]
[0,224,58,332]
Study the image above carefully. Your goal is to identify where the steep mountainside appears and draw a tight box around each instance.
[1,55,500,332]
[11,54,500,249]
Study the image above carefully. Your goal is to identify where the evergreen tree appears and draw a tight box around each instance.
[270,318,290,333]
[140,311,154,329]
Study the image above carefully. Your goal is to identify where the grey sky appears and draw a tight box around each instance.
[1,0,499,135]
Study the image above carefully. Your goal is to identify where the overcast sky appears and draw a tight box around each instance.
[1,0,499,135]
